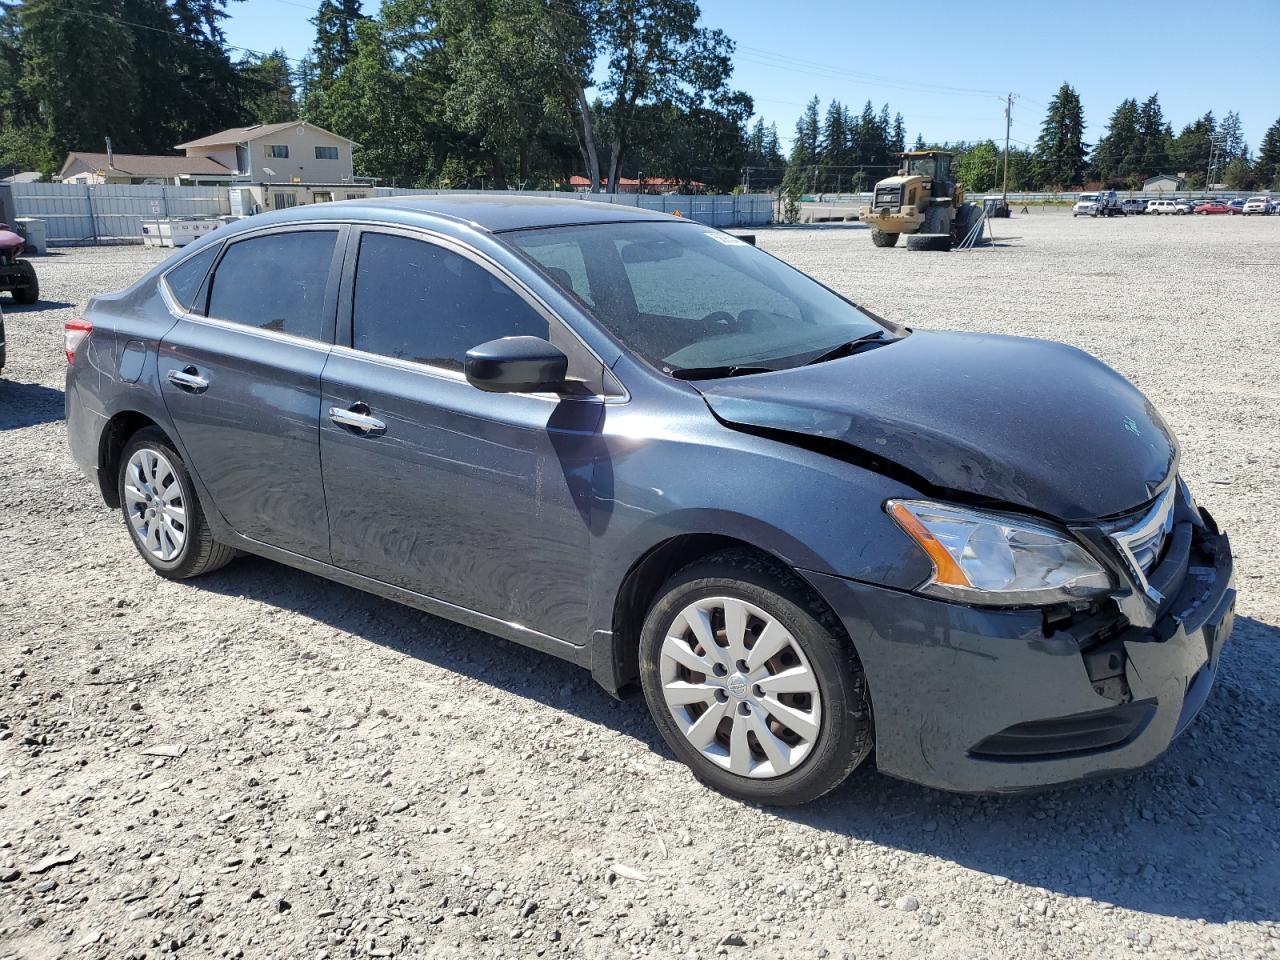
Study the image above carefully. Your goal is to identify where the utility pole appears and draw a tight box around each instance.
[1002,93,1013,208]
[1206,136,1225,190]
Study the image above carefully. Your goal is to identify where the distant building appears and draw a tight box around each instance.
[59,152,235,185]
[1143,174,1185,193]
[175,121,359,185]
[3,171,43,184]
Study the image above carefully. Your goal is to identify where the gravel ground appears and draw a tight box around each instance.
[1,212,1278,960]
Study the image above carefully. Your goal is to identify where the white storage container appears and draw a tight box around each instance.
[14,217,47,255]
[140,218,223,248]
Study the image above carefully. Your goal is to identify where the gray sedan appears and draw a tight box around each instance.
[64,196,1235,804]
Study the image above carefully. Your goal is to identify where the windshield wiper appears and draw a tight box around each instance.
[802,330,893,366]
[668,364,774,381]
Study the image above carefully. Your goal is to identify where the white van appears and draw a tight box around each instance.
[1147,199,1180,215]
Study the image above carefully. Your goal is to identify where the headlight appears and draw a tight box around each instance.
[886,499,1112,606]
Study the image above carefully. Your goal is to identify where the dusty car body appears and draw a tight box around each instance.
[64,196,1236,803]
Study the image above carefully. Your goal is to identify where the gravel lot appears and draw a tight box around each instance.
[2,212,1278,960]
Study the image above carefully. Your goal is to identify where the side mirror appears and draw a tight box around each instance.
[464,336,568,393]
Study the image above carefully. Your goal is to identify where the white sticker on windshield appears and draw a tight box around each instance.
[704,231,748,246]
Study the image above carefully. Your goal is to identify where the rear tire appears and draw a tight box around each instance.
[639,550,874,806]
[117,427,236,580]
[12,261,38,305]
[870,229,899,247]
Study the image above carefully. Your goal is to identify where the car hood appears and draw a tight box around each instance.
[695,330,1177,522]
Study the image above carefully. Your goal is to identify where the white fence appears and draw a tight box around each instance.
[373,188,775,227]
[806,189,1279,205]
[0,183,230,244]
[0,183,772,245]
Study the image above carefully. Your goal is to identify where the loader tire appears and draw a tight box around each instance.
[870,229,899,247]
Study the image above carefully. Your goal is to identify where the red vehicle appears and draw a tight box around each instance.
[1193,200,1237,215]
[0,224,39,303]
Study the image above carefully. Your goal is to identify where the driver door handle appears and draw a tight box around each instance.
[167,367,209,393]
[328,404,386,435]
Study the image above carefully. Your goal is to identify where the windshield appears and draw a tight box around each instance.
[507,221,887,375]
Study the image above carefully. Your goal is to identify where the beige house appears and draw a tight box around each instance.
[59,152,235,185]
[175,121,359,185]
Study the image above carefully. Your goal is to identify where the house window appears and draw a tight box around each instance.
[271,192,298,210]
[312,191,334,204]
[314,145,340,160]
[267,144,289,159]
[344,193,363,200]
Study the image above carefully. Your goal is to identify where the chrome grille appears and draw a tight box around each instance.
[1108,482,1177,601]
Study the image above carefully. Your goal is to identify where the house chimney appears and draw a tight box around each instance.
[105,137,114,169]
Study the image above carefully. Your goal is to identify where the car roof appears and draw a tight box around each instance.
[242,194,683,234]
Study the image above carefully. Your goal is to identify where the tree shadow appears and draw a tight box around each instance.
[0,379,64,429]
[190,554,1275,924]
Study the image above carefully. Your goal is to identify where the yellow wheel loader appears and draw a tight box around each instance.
[861,150,982,251]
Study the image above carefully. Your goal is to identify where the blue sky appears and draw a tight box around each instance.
[224,0,1280,153]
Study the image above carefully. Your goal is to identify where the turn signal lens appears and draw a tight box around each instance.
[886,499,1112,606]
[64,318,93,365]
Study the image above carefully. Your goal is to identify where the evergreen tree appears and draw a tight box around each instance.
[238,50,297,124]
[1171,112,1216,181]
[1033,82,1087,187]
[1092,98,1138,181]
[890,113,905,155]
[1256,116,1280,189]
[1135,93,1170,175]
[819,98,847,179]
[311,0,365,91]
[792,95,820,165]
[1217,110,1244,162]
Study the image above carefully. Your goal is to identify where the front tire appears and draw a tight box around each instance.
[639,551,873,805]
[12,261,38,305]
[870,229,899,247]
[117,427,236,579]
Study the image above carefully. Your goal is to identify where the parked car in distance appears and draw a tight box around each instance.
[1120,198,1147,215]
[64,196,1237,805]
[1147,199,1179,215]
[1226,198,1246,213]
[1194,200,1235,215]
[1242,196,1270,215]
[1173,199,1197,214]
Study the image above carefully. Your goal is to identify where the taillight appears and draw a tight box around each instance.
[64,318,93,365]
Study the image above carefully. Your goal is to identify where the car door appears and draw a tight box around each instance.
[319,226,610,646]
[158,225,345,560]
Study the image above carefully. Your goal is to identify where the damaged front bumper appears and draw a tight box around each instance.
[804,508,1235,793]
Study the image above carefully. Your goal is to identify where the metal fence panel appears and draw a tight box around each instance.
[6,183,230,244]
[372,187,774,227]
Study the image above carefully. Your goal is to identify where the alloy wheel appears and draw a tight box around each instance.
[658,596,822,778]
[123,448,187,562]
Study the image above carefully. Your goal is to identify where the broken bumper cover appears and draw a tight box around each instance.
[804,521,1235,793]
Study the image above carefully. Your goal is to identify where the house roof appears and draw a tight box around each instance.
[1143,174,1183,184]
[175,121,359,150]
[59,152,234,179]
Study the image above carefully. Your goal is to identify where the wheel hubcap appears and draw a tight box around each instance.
[659,596,822,779]
[123,448,186,562]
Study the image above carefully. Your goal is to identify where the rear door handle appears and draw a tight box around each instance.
[328,404,386,435]
[167,367,209,393]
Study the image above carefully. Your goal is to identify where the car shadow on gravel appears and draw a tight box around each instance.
[194,554,671,747]
[192,556,1277,925]
[0,379,64,429]
[785,613,1280,925]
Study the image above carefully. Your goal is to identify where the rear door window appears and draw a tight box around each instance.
[207,231,338,340]
[163,244,220,313]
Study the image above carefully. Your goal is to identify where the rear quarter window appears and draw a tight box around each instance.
[163,244,220,313]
